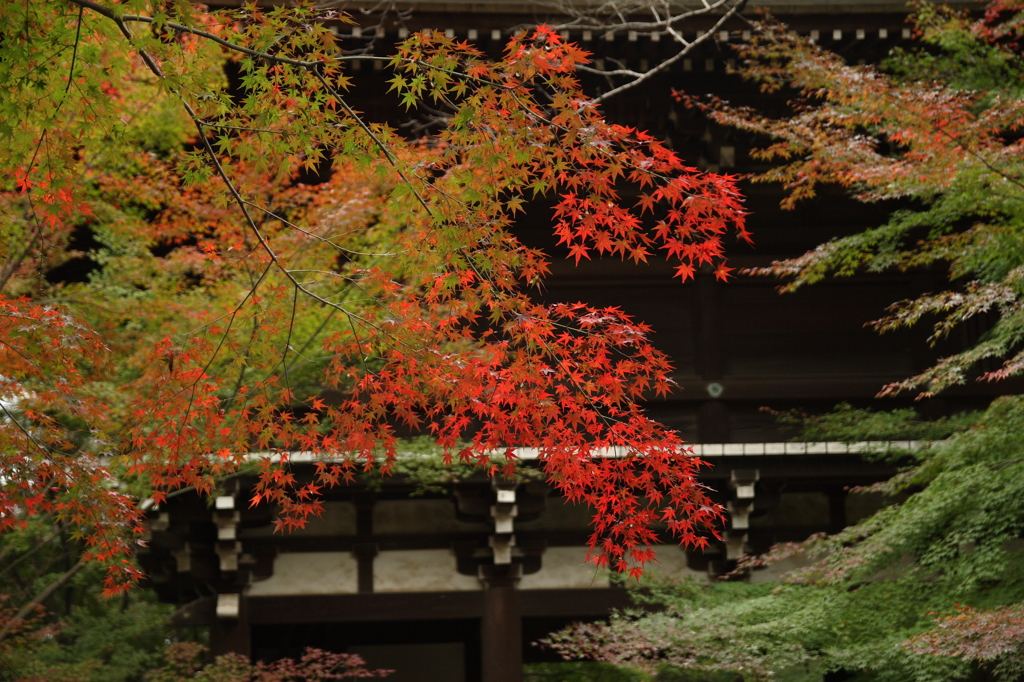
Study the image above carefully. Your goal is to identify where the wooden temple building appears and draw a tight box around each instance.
[140,1,1002,680]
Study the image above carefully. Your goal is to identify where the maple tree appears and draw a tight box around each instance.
[543,1,1024,680]
[0,0,750,606]
[686,0,1024,398]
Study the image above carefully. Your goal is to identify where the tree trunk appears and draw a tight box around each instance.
[0,556,85,644]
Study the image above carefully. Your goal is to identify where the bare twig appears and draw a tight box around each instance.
[0,531,60,582]
[535,0,747,103]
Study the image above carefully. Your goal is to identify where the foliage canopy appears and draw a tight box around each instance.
[0,0,750,600]
[689,0,1024,398]
[549,396,1024,681]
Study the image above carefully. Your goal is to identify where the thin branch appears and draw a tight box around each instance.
[66,0,320,68]
[61,6,84,99]
[0,220,43,294]
[241,200,397,258]
[281,285,299,395]
[547,0,739,32]
[0,531,60,582]
[589,0,746,104]
[0,403,55,460]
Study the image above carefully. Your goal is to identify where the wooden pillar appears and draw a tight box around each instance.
[827,486,848,533]
[209,595,251,658]
[479,564,522,682]
[695,269,729,442]
[696,269,724,381]
[354,495,376,593]
[698,400,730,443]
[354,542,378,593]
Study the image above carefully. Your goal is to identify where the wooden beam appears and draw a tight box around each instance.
[245,588,632,624]
[248,592,484,623]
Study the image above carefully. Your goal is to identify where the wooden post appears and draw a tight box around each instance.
[479,564,522,682]
[695,269,729,442]
[354,542,378,593]
[209,595,251,658]
[354,495,377,593]
[827,486,848,534]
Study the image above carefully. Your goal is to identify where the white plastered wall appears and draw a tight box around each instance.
[374,549,482,592]
[519,546,610,589]
[518,544,704,590]
[247,552,358,595]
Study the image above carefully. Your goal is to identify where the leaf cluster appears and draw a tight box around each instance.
[768,402,978,445]
[695,0,1024,397]
[0,0,752,589]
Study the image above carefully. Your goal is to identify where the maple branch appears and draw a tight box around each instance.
[535,331,628,432]
[2,138,62,294]
[0,336,48,374]
[0,402,55,461]
[172,114,414,387]
[170,257,271,366]
[241,196,414,343]
[307,69,506,327]
[748,22,1024,196]
[197,122,304,136]
[284,308,339,376]
[188,260,274,411]
[278,242,396,378]
[309,68,421,194]
[247,284,306,401]
[282,286,299,395]
[241,200,397,258]
[493,82,686,191]
[0,17,103,295]
[535,0,744,103]
[184,113,382,331]
[305,72,480,336]
[65,0,321,68]
[76,0,693,314]
[948,141,1024,195]
[65,0,508,92]
[347,314,372,377]
[60,6,85,102]
[0,219,43,294]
